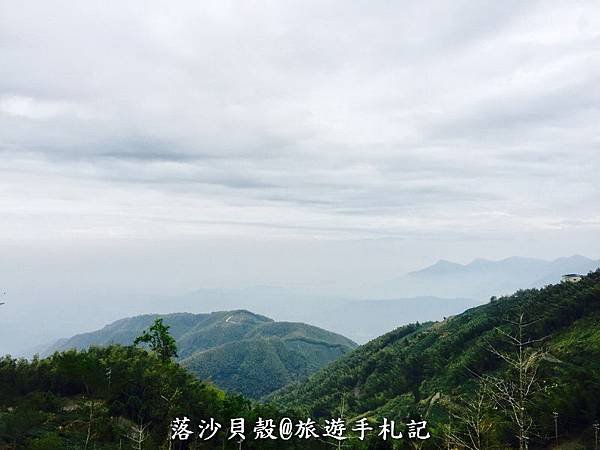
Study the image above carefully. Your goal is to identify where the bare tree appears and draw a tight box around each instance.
[127,420,151,450]
[314,393,354,449]
[84,400,101,450]
[160,387,181,450]
[443,383,493,450]
[486,313,548,450]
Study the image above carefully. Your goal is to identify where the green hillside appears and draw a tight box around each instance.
[272,270,600,448]
[46,310,357,398]
[182,333,353,399]
[0,345,319,450]
[47,313,209,353]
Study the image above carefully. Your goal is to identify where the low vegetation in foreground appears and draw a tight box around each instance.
[0,344,321,449]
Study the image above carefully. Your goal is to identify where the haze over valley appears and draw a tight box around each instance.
[3,254,598,356]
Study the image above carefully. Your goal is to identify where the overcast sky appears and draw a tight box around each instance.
[1,0,599,301]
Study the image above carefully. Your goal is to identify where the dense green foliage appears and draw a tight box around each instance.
[47,310,357,398]
[271,271,600,448]
[0,345,217,448]
[182,334,352,399]
[0,345,336,449]
[133,318,178,361]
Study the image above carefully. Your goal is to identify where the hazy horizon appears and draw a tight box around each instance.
[2,252,599,357]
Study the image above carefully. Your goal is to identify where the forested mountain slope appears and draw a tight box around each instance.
[272,270,600,448]
[0,345,321,450]
[45,310,357,398]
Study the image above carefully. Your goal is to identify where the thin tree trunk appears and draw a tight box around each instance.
[85,401,94,450]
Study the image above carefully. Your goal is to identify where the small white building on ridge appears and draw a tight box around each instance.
[561,274,583,283]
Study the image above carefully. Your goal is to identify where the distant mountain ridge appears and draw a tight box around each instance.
[10,254,598,359]
[45,310,357,398]
[371,254,600,300]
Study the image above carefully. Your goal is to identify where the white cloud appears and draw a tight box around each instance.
[0,0,598,246]
[0,95,96,120]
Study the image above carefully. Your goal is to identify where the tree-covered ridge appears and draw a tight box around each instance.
[0,344,333,449]
[45,310,357,398]
[45,311,267,355]
[181,334,353,399]
[271,271,600,448]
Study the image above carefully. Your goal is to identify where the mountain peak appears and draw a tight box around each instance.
[552,255,595,264]
[408,259,463,276]
[45,309,357,399]
[467,257,493,267]
[383,255,600,301]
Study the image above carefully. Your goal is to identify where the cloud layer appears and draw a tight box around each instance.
[1,0,599,242]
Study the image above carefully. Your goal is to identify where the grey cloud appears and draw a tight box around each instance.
[0,0,599,241]
[428,75,600,143]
